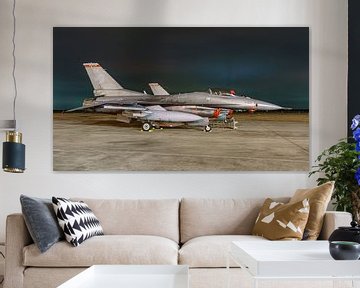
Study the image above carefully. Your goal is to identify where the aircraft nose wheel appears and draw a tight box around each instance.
[204,125,212,132]
[142,123,152,132]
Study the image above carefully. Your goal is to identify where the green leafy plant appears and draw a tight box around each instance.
[309,140,359,210]
[310,115,360,222]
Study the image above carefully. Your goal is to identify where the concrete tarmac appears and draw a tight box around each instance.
[53,112,309,171]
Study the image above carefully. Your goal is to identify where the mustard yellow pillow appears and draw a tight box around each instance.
[252,198,310,240]
[289,181,334,240]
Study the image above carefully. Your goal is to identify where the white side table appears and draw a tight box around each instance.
[228,241,360,288]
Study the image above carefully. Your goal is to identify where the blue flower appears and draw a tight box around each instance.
[351,115,360,186]
[353,128,360,142]
[352,115,360,130]
[356,168,360,186]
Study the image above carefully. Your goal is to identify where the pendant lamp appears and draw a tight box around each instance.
[1,0,26,173]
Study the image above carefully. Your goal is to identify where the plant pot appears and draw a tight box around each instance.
[329,241,360,260]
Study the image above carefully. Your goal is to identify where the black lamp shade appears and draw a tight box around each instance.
[3,141,25,173]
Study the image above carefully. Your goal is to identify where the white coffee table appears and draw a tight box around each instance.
[228,241,360,288]
[57,265,189,288]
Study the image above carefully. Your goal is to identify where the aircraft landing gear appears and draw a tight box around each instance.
[204,125,212,132]
[142,122,152,132]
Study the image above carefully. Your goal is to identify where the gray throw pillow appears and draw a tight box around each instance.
[20,195,64,253]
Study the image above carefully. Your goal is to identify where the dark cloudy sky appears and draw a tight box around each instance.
[53,27,309,110]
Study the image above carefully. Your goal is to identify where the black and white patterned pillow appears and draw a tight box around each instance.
[52,197,104,247]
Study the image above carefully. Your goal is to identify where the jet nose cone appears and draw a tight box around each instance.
[255,101,283,111]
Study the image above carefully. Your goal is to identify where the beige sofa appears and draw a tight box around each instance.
[4,198,352,288]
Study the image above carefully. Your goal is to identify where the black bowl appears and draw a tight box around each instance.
[329,241,360,260]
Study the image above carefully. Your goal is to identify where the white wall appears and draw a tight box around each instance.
[0,0,347,242]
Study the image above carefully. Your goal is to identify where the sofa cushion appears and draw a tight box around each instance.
[24,268,86,288]
[23,235,179,267]
[180,198,289,243]
[252,198,310,240]
[20,195,64,253]
[72,198,179,243]
[52,197,104,247]
[179,235,267,268]
[290,181,334,240]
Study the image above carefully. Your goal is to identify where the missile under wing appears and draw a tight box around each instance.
[127,105,211,132]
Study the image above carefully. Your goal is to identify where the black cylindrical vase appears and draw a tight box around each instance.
[2,131,25,173]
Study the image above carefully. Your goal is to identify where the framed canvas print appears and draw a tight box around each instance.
[53,27,309,171]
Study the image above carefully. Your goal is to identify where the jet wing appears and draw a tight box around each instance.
[102,105,167,112]
[66,103,105,112]
[102,105,146,111]
[66,102,146,113]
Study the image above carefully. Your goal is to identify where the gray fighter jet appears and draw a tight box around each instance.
[72,63,285,113]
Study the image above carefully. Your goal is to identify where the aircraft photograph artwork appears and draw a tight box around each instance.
[53,27,309,171]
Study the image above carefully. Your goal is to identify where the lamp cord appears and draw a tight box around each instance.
[12,0,17,129]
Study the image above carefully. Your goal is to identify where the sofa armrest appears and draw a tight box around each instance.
[318,211,352,240]
[4,213,32,288]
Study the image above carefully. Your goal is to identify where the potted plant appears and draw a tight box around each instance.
[309,115,360,222]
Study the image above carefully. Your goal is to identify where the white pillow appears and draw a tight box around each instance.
[52,197,103,246]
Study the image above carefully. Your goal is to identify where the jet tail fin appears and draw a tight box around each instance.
[149,83,170,96]
[83,63,123,90]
